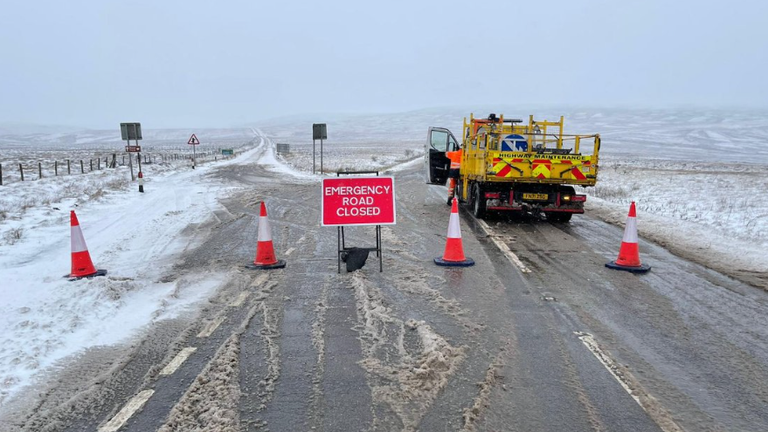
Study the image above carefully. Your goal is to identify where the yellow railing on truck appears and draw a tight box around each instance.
[460,113,600,186]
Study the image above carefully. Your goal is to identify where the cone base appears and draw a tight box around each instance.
[434,257,475,267]
[605,261,651,273]
[64,269,108,281]
[246,260,286,270]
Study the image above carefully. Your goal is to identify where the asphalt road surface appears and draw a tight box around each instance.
[6,148,768,432]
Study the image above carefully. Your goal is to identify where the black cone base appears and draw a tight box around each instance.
[65,269,108,281]
[246,260,286,270]
[434,257,475,267]
[605,261,651,273]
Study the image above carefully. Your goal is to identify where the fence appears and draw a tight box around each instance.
[0,149,236,185]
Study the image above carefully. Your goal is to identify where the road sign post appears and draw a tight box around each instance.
[188,134,200,169]
[322,173,396,273]
[120,123,142,182]
[313,123,327,174]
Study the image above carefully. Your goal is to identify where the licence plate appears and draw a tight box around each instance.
[522,193,548,201]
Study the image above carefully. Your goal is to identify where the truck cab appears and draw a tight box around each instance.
[425,127,460,185]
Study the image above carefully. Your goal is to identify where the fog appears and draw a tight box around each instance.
[1,0,766,129]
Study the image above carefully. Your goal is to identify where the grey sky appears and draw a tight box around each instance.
[1,0,766,129]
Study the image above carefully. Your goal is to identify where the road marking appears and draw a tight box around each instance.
[98,389,154,432]
[476,219,532,273]
[229,291,250,307]
[285,247,296,256]
[159,347,197,376]
[250,273,269,287]
[575,332,683,432]
[197,316,225,338]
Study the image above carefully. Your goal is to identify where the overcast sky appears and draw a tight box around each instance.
[1,0,766,129]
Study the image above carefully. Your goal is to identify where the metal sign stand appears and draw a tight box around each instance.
[313,123,327,174]
[335,170,383,273]
[120,123,142,184]
[188,134,200,169]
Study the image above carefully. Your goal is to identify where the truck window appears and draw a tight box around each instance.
[448,134,458,152]
[430,130,449,151]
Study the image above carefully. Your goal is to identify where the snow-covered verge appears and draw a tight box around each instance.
[584,155,768,285]
[0,134,267,405]
[261,107,768,283]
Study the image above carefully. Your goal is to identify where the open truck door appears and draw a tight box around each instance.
[425,127,459,185]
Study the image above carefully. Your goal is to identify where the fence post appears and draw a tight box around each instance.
[38,162,42,179]
[55,161,58,176]
[97,157,100,170]
[122,156,125,165]
[67,159,71,174]
[80,160,84,174]
[90,159,93,171]
[0,163,3,185]
[19,164,24,181]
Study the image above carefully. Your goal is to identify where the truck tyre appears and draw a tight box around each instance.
[472,183,486,218]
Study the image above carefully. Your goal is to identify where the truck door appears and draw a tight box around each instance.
[425,127,459,185]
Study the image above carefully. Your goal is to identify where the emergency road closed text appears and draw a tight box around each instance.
[322,177,396,226]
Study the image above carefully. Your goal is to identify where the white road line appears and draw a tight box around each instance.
[98,389,154,432]
[197,316,225,338]
[229,291,250,307]
[575,332,683,432]
[476,219,532,273]
[250,273,269,287]
[159,347,197,376]
[285,247,296,256]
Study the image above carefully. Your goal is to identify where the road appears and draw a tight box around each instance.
[7,138,768,431]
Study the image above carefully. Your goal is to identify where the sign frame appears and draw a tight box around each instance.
[187,134,200,145]
[321,176,397,227]
[120,123,142,141]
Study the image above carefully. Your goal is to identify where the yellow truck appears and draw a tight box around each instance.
[426,113,600,221]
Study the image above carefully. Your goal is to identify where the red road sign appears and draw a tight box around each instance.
[125,145,141,152]
[188,134,200,145]
[322,177,396,226]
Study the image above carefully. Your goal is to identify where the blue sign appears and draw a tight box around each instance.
[501,134,528,152]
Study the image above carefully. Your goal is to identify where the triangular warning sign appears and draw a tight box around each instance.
[188,134,200,145]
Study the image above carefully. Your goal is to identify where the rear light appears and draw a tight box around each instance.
[485,192,500,199]
[572,195,587,202]
[562,195,571,202]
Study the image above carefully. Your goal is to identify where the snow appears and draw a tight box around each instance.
[1,107,767,407]
[0,131,307,405]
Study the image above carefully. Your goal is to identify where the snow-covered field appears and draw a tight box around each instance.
[1,107,767,408]
[0,129,264,405]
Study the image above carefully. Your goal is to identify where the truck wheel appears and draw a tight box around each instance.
[472,183,486,218]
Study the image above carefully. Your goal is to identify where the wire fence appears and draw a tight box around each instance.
[0,149,237,185]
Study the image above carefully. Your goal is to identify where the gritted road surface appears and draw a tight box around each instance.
[5,144,768,432]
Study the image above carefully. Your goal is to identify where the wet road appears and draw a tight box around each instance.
[9,141,768,431]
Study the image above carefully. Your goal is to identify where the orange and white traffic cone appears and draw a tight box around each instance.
[67,211,107,280]
[434,197,474,267]
[605,201,651,273]
[246,202,286,270]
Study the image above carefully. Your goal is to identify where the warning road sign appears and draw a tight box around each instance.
[322,177,396,226]
[187,134,200,145]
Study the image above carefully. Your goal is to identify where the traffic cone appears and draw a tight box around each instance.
[246,202,286,270]
[434,197,474,267]
[67,211,107,280]
[605,202,651,273]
